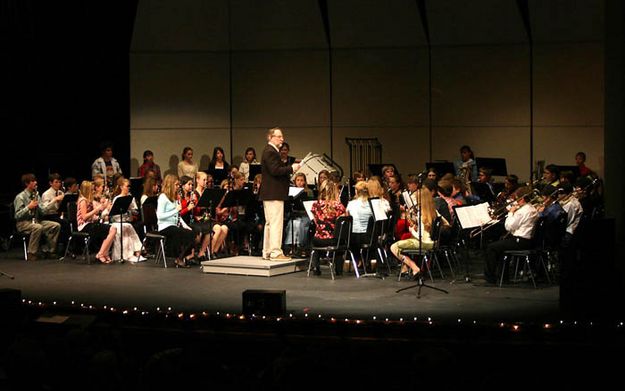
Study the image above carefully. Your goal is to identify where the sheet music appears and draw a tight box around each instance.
[302,200,315,220]
[288,187,304,198]
[454,202,493,229]
[402,191,415,209]
[369,198,388,221]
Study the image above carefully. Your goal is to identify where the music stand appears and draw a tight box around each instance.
[557,165,580,180]
[286,187,306,257]
[109,195,134,263]
[357,198,389,279]
[426,162,455,177]
[471,182,496,204]
[220,189,254,256]
[129,177,144,205]
[453,202,493,281]
[395,177,449,298]
[59,193,79,218]
[475,157,508,176]
[248,164,262,183]
[368,163,398,178]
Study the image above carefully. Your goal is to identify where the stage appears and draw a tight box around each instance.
[0,249,562,323]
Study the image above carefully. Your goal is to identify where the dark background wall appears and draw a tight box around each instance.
[1,0,137,199]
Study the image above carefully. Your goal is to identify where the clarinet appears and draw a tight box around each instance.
[175,188,183,227]
[30,190,39,224]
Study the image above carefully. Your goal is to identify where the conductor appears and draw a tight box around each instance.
[259,127,300,261]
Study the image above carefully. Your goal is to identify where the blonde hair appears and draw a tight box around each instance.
[355,180,369,200]
[113,177,129,197]
[143,176,158,197]
[161,174,179,202]
[319,179,339,202]
[415,187,437,233]
[79,180,94,203]
[366,177,385,198]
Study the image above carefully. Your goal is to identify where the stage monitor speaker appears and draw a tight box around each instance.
[242,289,286,316]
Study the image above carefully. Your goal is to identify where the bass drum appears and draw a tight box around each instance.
[293,152,343,186]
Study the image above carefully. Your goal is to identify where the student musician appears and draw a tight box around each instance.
[345,181,373,268]
[390,187,445,279]
[207,146,230,185]
[76,180,116,264]
[105,177,145,262]
[157,174,196,268]
[14,174,61,260]
[137,150,162,183]
[483,186,539,284]
[40,173,70,256]
[284,172,313,257]
[239,147,259,182]
[192,171,228,259]
[92,142,123,188]
[454,145,478,182]
[310,179,347,276]
[177,147,198,181]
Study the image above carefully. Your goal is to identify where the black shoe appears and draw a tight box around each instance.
[313,268,321,276]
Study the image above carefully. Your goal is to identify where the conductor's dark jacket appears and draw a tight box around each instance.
[259,144,293,201]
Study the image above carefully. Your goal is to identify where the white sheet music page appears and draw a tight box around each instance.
[455,202,492,229]
[302,200,315,220]
[369,198,388,221]
[288,187,304,198]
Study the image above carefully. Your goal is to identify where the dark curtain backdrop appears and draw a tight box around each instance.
[1,0,137,201]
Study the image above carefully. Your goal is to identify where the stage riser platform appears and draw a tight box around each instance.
[201,256,309,277]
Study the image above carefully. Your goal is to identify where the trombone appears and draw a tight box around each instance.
[468,189,541,238]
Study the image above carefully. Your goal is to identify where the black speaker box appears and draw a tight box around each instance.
[242,289,286,316]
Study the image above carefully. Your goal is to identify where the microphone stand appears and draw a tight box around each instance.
[396,173,448,298]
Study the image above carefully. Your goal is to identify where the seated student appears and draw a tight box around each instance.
[76,180,116,264]
[40,173,71,256]
[390,188,447,279]
[483,187,539,284]
[346,181,373,267]
[215,173,250,256]
[141,176,160,206]
[193,171,228,258]
[156,175,196,268]
[284,172,313,257]
[104,177,145,263]
[14,174,61,260]
[310,179,347,276]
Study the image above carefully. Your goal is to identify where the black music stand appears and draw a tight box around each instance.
[129,177,144,206]
[426,162,455,177]
[58,193,79,218]
[248,164,262,183]
[286,187,306,257]
[197,188,227,216]
[396,175,449,298]
[368,163,398,178]
[475,157,508,176]
[221,189,254,256]
[109,195,134,263]
[471,182,496,204]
